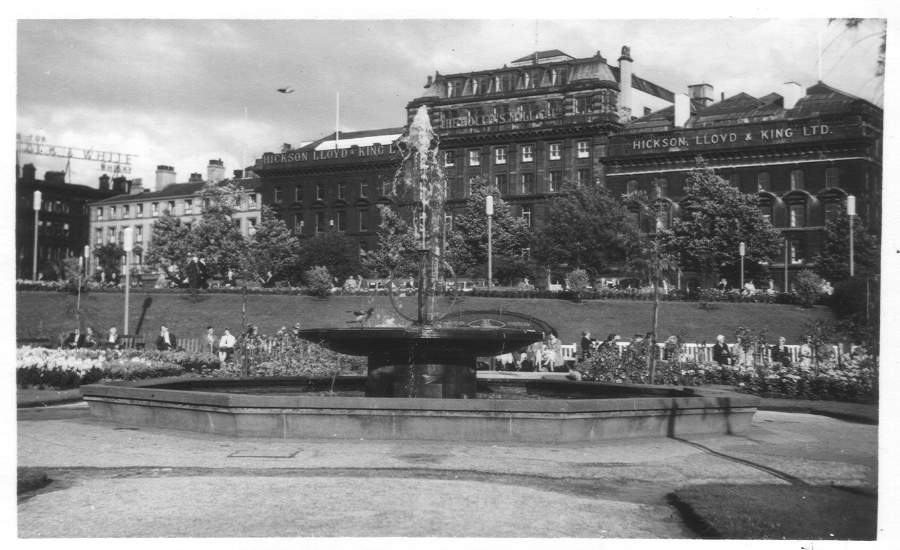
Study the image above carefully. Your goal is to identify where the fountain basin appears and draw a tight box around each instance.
[81,376,759,443]
[297,327,545,398]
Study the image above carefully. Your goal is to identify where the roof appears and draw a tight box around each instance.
[17,176,119,199]
[299,127,404,152]
[91,178,261,205]
[510,50,574,64]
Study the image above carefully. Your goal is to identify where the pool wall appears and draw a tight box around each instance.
[81,376,759,443]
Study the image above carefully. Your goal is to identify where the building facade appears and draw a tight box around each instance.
[604,81,882,289]
[252,128,403,252]
[88,161,261,273]
[16,163,123,279]
[406,47,673,227]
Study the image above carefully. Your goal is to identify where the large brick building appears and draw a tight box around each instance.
[605,81,882,289]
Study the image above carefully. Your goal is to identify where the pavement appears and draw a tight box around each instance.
[16,399,878,539]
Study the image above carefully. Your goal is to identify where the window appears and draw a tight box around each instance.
[520,173,535,194]
[824,201,840,222]
[382,181,392,197]
[574,96,591,114]
[790,239,805,264]
[626,180,638,194]
[521,205,532,227]
[293,213,304,233]
[135,226,143,243]
[358,209,369,232]
[494,147,507,165]
[111,206,117,218]
[94,228,103,245]
[759,205,773,225]
[444,151,456,167]
[249,193,258,207]
[360,182,369,199]
[789,204,806,228]
[167,201,175,213]
[494,174,508,196]
[726,173,739,187]
[825,167,840,188]
[336,210,347,232]
[757,172,771,192]
[549,143,561,161]
[468,149,481,166]
[643,107,652,116]
[790,169,805,191]
[107,227,116,243]
[295,185,303,202]
[577,141,590,158]
[315,184,325,201]
[467,176,479,196]
[151,202,159,216]
[654,178,669,198]
[123,205,130,218]
[576,168,591,187]
[447,81,459,97]
[97,207,104,220]
[521,145,534,163]
[548,171,562,192]
[137,204,144,217]
[184,200,192,215]
[315,212,325,234]
[333,183,345,201]
[274,186,283,203]
[549,68,560,86]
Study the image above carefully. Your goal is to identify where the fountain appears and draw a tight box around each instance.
[296,106,544,399]
[81,106,758,443]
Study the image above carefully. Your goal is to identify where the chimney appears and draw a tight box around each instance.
[207,158,225,183]
[155,165,176,191]
[99,174,110,191]
[130,178,144,195]
[233,169,243,179]
[617,45,634,123]
[687,83,715,107]
[44,171,65,184]
[189,172,204,183]
[22,163,36,182]
[781,81,803,110]
[425,75,433,88]
[112,176,129,194]
[674,93,691,128]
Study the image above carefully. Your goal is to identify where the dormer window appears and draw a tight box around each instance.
[447,81,459,98]
[494,75,502,93]
[470,79,478,95]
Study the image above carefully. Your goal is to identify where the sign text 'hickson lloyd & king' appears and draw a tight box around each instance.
[261,143,400,165]
[628,123,832,152]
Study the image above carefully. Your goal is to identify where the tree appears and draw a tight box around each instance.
[190,181,248,280]
[362,204,420,278]
[812,212,880,283]
[444,177,532,281]
[94,243,125,278]
[144,214,192,283]
[243,206,301,285]
[534,181,639,277]
[662,160,782,287]
[296,231,363,283]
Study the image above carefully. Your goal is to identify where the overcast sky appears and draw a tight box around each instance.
[15,16,887,187]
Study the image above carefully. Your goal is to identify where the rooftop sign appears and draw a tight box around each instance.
[259,143,400,166]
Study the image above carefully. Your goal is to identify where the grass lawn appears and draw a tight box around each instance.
[669,484,877,539]
[18,290,834,347]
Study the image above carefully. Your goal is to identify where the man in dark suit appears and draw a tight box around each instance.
[156,324,177,351]
[186,255,201,295]
[770,336,792,367]
[712,334,733,366]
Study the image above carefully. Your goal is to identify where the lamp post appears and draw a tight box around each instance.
[84,244,91,280]
[739,241,746,291]
[485,195,494,289]
[32,190,42,281]
[847,195,856,277]
[122,227,134,334]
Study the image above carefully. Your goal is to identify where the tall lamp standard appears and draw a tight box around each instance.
[847,195,856,277]
[739,241,746,291]
[485,195,494,289]
[122,227,134,335]
[32,190,42,281]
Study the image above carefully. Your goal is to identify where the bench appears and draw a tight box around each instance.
[560,344,577,367]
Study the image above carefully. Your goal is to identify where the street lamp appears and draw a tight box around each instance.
[485,195,494,289]
[847,195,856,277]
[739,241,746,290]
[32,190,42,281]
[83,245,91,279]
[122,227,134,334]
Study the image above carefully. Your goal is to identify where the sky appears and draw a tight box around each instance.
[14,14,888,189]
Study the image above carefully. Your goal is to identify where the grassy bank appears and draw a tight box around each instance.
[18,290,834,346]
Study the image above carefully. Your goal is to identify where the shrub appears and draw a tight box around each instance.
[565,269,590,302]
[793,269,825,308]
[304,266,333,298]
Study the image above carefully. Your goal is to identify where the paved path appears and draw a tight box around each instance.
[17,403,877,538]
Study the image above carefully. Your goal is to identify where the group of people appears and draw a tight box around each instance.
[494,330,568,372]
[712,334,814,368]
[200,326,237,362]
[61,326,121,349]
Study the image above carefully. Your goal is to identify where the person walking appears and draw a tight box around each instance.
[156,324,177,351]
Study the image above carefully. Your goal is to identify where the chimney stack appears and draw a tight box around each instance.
[617,45,634,122]
[23,163,37,182]
[155,165,176,191]
[99,173,110,191]
[189,172,204,183]
[687,83,715,107]
[207,158,225,183]
[130,178,144,194]
[44,171,65,184]
[781,81,803,110]
[233,169,243,179]
[674,93,691,128]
